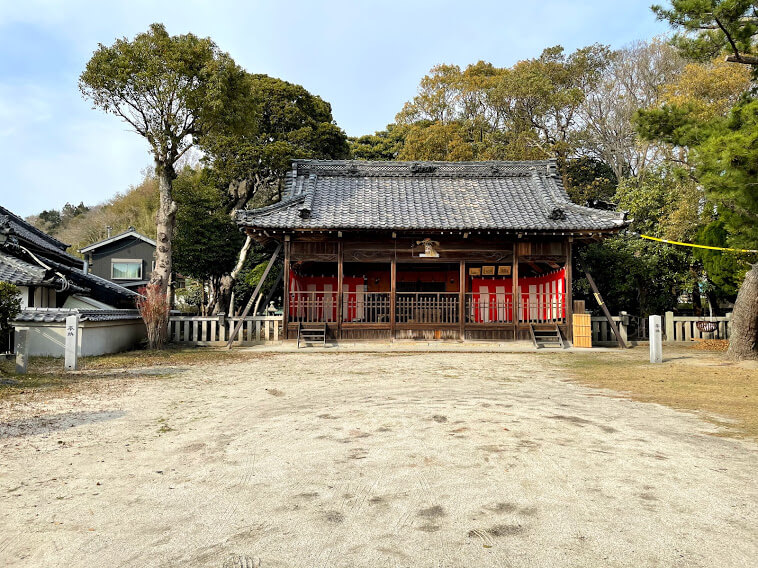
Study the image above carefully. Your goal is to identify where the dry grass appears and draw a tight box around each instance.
[0,347,269,399]
[561,346,758,440]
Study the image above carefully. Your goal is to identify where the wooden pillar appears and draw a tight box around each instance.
[566,238,573,342]
[283,237,291,340]
[512,241,520,334]
[459,260,466,340]
[390,256,397,340]
[337,239,344,340]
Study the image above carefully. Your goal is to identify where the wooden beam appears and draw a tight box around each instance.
[337,239,344,340]
[226,243,282,349]
[527,261,544,274]
[390,255,397,340]
[283,240,290,340]
[459,260,465,340]
[512,242,519,326]
[584,270,626,349]
[547,261,560,270]
[565,240,573,343]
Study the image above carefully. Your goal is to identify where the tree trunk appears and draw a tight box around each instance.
[727,263,758,361]
[213,235,254,315]
[145,162,177,349]
[150,163,178,297]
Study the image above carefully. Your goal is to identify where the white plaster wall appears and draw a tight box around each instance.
[79,320,146,356]
[14,320,146,357]
[18,286,29,309]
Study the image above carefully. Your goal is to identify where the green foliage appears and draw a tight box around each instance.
[394,45,611,164]
[37,209,62,231]
[172,167,244,280]
[201,73,349,210]
[652,1,758,65]
[694,97,758,248]
[559,157,618,204]
[28,172,160,256]
[695,220,753,300]
[576,234,693,315]
[349,124,406,160]
[0,282,21,352]
[79,23,247,170]
[174,280,204,314]
[233,248,283,312]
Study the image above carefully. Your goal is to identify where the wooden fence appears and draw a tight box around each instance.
[664,311,731,342]
[591,312,731,345]
[168,312,731,346]
[169,315,282,345]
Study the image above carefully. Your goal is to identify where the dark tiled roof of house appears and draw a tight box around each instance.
[0,205,138,305]
[15,308,143,323]
[79,228,156,253]
[0,206,79,264]
[236,160,628,233]
[0,251,48,286]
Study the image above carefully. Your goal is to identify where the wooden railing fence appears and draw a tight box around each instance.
[169,315,282,345]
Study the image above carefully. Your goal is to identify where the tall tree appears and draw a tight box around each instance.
[652,0,758,66]
[79,24,247,322]
[197,74,349,314]
[645,1,758,359]
[580,39,685,179]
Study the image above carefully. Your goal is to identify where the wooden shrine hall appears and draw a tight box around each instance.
[235,159,628,342]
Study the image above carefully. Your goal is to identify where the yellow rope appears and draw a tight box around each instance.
[640,234,758,254]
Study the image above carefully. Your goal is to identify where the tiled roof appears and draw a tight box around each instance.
[0,206,77,262]
[15,308,143,323]
[79,228,156,253]
[42,256,140,301]
[0,251,48,286]
[236,160,628,233]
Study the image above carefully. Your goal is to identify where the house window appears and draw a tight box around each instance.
[111,259,142,280]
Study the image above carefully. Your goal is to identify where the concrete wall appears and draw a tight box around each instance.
[18,319,146,357]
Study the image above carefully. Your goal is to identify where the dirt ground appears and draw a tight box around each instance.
[1,351,757,567]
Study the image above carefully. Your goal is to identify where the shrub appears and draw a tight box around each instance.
[136,283,169,349]
[0,282,21,353]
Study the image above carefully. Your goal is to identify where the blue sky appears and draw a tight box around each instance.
[0,0,668,217]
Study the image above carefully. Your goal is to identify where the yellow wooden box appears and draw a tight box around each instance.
[573,313,592,348]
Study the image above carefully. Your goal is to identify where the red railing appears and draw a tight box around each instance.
[466,292,514,323]
[290,290,566,324]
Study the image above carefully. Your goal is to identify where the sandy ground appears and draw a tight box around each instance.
[1,352,756,568]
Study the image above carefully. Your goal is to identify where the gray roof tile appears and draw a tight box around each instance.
[236,160,628,232]
[15,308,143,323]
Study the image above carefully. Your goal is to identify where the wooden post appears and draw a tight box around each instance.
[459,260,466,340]
[283,238,291,340]
[584,270,627,349]
[14,327,28,375]
[664,311,674,341]
[512,242,519,333]
[225,243,282,349]
[337,239,344,341]
[390,256,397,340]
[565,239,573,343]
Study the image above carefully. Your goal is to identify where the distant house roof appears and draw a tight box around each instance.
[0,206,80,266]
[0,205,138,305]
[236,160,629,234]
[79,227,156,253]
[15,307,142,323]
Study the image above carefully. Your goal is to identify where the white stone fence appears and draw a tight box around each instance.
[590,312,731,345]
[169,314,282,345]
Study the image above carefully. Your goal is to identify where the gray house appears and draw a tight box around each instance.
[79,227,156,291]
